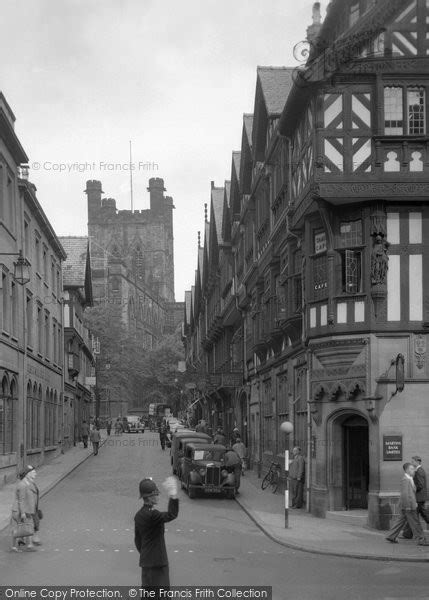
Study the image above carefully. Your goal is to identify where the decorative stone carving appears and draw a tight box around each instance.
[370,235,389,285]
[414,335,426,370]
[320,182,429,198]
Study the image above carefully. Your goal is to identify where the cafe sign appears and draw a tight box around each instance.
[314,231,327,254]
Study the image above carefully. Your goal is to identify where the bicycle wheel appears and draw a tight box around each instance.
[261,471,272,490]
[269,471,279,493]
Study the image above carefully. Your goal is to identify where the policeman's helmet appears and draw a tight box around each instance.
[139,478,160,498]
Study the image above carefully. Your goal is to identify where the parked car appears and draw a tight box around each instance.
[180,443,236,499]
[166,417,186,433]
[170,430,212,474]
[125,415,145,433]
[170,429,212,477]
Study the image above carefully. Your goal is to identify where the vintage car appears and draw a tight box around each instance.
[170,430,212,474]
[180,443,236,499]
[124,415,145,433]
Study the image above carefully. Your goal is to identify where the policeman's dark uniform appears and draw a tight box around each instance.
[134,479,179,588]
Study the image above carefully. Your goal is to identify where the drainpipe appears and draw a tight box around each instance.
[306,352,312,512]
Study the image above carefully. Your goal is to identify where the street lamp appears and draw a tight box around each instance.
[280,420,294,528]
[0,250,30,284]
[0,249,30,474]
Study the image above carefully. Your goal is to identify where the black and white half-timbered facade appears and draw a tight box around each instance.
[184,0,429,529]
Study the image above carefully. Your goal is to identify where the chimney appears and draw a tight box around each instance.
[85,180,103,221]
[307,2,322,45]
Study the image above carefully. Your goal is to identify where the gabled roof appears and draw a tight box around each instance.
[243,114,254,149]
[211,183,225,245]
[232,152,241,182]
[222,182,232,244]
[253,67,294,162]
[59,236,93,305]
[240,115,254,195]
[257,67,294,116]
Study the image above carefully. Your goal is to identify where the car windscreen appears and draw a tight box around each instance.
[193,449,224,461]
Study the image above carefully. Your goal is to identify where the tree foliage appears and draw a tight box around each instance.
[83,304,185,412]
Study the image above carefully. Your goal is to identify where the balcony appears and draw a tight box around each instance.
[316,136,429,204]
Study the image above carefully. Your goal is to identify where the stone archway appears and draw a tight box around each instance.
[327,409,370,511]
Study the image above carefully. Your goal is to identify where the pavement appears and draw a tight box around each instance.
[2,436,429,563]
[0,435,106,535]
[236,469,429,563]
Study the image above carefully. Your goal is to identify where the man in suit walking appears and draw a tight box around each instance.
[401,455,429,538]
[386,462,429,545]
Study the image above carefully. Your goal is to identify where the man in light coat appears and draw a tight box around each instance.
[386,462,429,545]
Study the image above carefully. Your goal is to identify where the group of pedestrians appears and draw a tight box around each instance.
[386,455,429,546]
[10,465,42,552]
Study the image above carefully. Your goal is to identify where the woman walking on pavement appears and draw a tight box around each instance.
[10,465,42,552]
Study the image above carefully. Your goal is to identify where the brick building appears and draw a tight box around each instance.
[184,0,429,529]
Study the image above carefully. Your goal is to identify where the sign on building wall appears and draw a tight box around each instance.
[383,435,403,461]
[314,231,327,254]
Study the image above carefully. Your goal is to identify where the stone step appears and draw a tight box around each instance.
[325,510,368,527]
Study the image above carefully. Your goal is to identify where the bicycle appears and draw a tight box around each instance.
[261,461,281,493]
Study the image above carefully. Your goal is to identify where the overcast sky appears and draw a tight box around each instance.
[1,0,322,300]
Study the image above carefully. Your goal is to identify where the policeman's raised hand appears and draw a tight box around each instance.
[162,476,178,499]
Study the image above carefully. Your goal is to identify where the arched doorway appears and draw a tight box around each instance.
[328,411,369,511]
[343,415,369,509]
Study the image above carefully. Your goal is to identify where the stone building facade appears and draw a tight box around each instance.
[85,177,177,417]
[59,237,95,448]
[184,0,429,529]
[0,92,66,483]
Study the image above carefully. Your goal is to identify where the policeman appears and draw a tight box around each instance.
[134,476,179,590]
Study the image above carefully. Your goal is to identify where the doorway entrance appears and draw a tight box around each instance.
[343,415,369,509]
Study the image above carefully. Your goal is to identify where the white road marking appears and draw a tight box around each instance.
[174,550,179,553]
[188,550,194,553]
[68,549,74,552]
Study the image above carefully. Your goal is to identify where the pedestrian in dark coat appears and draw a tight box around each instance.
[213,428,226,445]
[386,462,429,545]
[134,477,179,591]
[106,420,112,436]
[81,420,89,448]
[159,424,168,450]
[89,427,101,455]
[289,446,305,508]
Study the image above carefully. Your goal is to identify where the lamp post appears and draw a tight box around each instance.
[0,250,30,474]
[280,420,294,528]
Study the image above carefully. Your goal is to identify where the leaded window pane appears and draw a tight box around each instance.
[340,220,362,247]
[408,88,425,135]
[384,87,403,135]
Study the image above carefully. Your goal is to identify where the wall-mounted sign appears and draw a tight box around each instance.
[383,435,403,461]
[314,231,327,254]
